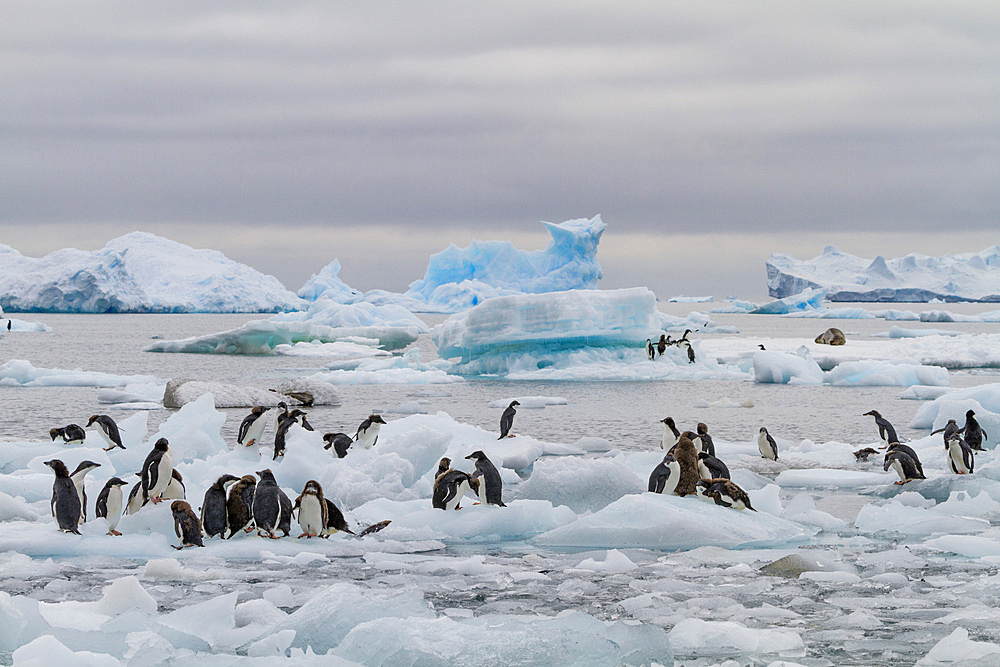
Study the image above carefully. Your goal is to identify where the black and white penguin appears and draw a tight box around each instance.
[659,417,681,451]
[225,475,257,538]
[863,410,899,449]
[676,329,692,345]
[323,432,353,458]
[201,474,239,539]
[140,437,173,504]
[288,409,314,432]
[672,434,701,496]
[884,450,924,484]
[645,339,655,361]
[273,413,297,460]
[758,427,778,461]
[695,423,716,457]
[432,468,478,510]
[355,414,387,449]
[293,480,327,538]
[946,434,975,475]
[657,334,668,357]
[498,401,519,439]
[273,401,290,433]
[931,419,962,446]
[648,454,681,494]
[69,460,101,523]
[237,406,270,447]
[44,459,82,534]
[253,469,292,539]
[698,479,756,511]
[124,478,146,515]
[162,469,186,500]
[683,340,695,364]
[95,477,128,535]
[50,424,86,445]
[323,498,358,536]
[465,450,506,507]
[170,501,204,549]
[886,442,925,478]
[962,410,988,452]
[87,414,125,451]
[697,451,730,480]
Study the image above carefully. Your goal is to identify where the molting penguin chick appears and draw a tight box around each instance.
[465,450,506,507]
[962,409,988,452]
[95,477,128,535]
[170,501,204,549]
[201,474,239,539]
[659,417,680,451]
[225,475,257,538]
[69,460,101,523]
[355,414,387,450]
[498,401,519,439]
[698,479,756,511]
[237,406,270,447]
[293,480,328,538]
[87,414,125,451]
[697,451,730,480]
[695,422,716,457]
[44,459,82,534]
[648,454,680,494]
[323,498,359,537]
[433,467,477,511]
[323,432,353,458]
[50,424,86,445]
[931,419,961,446]
[863,410,899,449]
[657,334,668,356]
[757,427,778,461]
[253,469,292,539]
[671,435,701,496]
[140,437,173,504]
[884,450,924,485]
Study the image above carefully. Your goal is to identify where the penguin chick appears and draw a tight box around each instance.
[695,422,716,457]
[322,498,357,537]
[293,480,328,538]
[962,409,988,452]
[671,436,701,496]
[853,447,879,462]
[698,479,756,511]
[170,500,204,549]
[225,475,257,538]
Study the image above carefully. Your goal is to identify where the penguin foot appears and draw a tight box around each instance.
[894,481,906,485]
[107,530,122,536]
[172,545,183,550]
[473,502,481,505]
[246,439,255,447]
[507,434,515,438]
[150,496,163,504]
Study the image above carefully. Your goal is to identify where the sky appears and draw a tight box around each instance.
[1,2,997,300]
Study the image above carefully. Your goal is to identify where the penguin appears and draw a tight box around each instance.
[645,339,655,361]
[293,480,327,538]
[671,435,701,496]
[87,414,125,451]
[886,442,925,478]
[237,406,270,447]
[322,498,357,536]
[697,451,730,480]
[695,422,716,457]
[225,475,257,538]
[170,501,204,549]
[683,340,695,364]
[853,447,879,462]
[323,432,353,458]
[253,469,292,539]
[124,478,146,515]
[498,401,519,439]
[436,457,452,476]
[758,344,766,350]
[758,427,778,461]
[162,469,186,500]
[962,409,988,452]
[95,477,128,535]
[5,320,9,331]
[201,474,239,539]
[656,334,668,356]
[884,450,924,484]
[931,419,962,446]
[44,459,82,534]
[50,424,86,445]
[465,450,506,507]
[288,409,314,432]
[68,460,101,523]
[863,410,899,448]
[355,414,387,449]
[698,479,756,511]
[433,468,478,510]
[659,417,680,451]
[273,413,297,460]
[648,454,681,494]
[946,434,975,475]
[140,437,173,504]
[273,401,289,433]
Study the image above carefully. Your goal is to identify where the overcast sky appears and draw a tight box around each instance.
[2,2,997,300]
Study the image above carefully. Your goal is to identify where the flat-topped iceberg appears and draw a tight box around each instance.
[0,232,304,313]
[767,245,1000,302]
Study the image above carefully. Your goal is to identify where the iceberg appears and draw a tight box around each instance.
[767,245,1000,302]
[0,232,304,313]
[752,288,827,314]
[296,259,362,304]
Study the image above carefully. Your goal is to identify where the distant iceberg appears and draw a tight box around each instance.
[767,245,1000,302]
[297,258,362,303]
[0,232,304,313]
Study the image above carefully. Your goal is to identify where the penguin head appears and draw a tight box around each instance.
[660,417,675,427]
[106,477,129,487]
[87,414,102,427]
[240,474,256,485]
[370,414,387,425]
[661,453,677,465]
[302,480,322,495]
[696,422,708,435]
[863,410,881,418]
[680,430,697,440]
[252,405,268,415]
[170,500,191,516]
[697,451,711,461]
[967,409,976,418]
[758,344,766,350]
[70,460,101,476]
[49,428,60,440]
[759,426,768,434]
[218,474,240,489]
[883,453,897,472]
[256,469,276,482]
[277,401,288,411]
[465,450,487,462]
[509,401,520,408]
[153,438,169,451]
[437,457,451,474]
[43,459,70,477]
[289,409,306,419]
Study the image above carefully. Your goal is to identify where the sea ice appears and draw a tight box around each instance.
[0,360,161,389]
[668,618,803,655]
[751,288,827,315]
[753,351,949,387]
[915,627,1000,666]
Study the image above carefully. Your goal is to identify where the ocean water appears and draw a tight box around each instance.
[2,304,1000,665]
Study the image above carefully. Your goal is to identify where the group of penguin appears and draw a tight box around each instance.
[233,401,387,460]
[645,331,695,364]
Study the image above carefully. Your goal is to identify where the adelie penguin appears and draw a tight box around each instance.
[698,479,755,511]
[162,469,186,501]
[659,417,680,451]
[682,340,695,364]
[323,432,353,458]
[758,427,778,461]
[88,414,125,451]
[697,451,730,480]
[44,459,82,534]
[498,401,519,439]
[863,410,899,449]
[237,406,270,447]
[853,447,879,462]
[355,414,387,450]
[201,474,239,539]
[288,408,314,432]
[432,458,478,510]
[884,450,924,485]
[695,423,716,457]
[170,501,204,549]
[225,475,257,538]
[645,339,655,361]
[648,454,680,494]
[141,437,174,504]
[96,477,128,535]
[466,450,506,507]
[273,412,298,460]
[69,460,101,523]
[253,469,292,539]
[50,424,86,445]
[886,442,925,478]
[962,409,988,452]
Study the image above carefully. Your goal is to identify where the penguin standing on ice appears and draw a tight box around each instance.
[225,475,257,537]
[293,480,327,538]
[758,427,779,461]
[355,414,387,449]
[323,432,354,458]
[672,434,702,496]
[946,433,975,475]
[433,466,478,510]
[698,479,756,511]
[498,401,519,439]
[884,450,924,484]
[141,438,173,504]
[646,339,655,361]
[273,402,290,433]
[88,414,125,451]
[69,460,101,523]
[657,334,668,356]
[962,410,988,452]
[253,469,292,539]
[659,417,680,451]
[124,478,146,515]
[466,450,506,506]
[886,442,925,478]
[695,423,716,457]
[648,454,681,494]
[682,340,695,364]
[95,477,128,535]
[697,451,730,480]
[273,413,297,460]
[237,406,270,447]
[201,474,239,539]
[44,459,82,534]
[931,419,961,445]
[50,424,86,445]
[288,409,314,432]
[863,410,899,449]
[170,501,204,549]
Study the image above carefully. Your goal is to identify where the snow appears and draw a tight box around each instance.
[767,245,1000,302]
[296,259,362,303]
[0,232,304,313]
